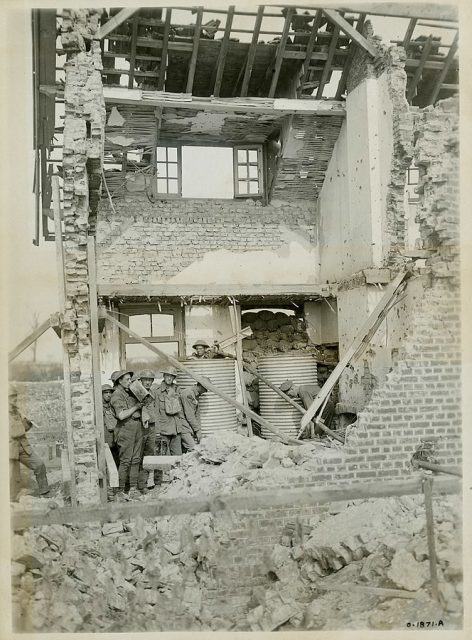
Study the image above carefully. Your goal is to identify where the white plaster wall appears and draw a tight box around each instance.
[304,300,338,344]
[338,276,427,407]
[185,306,236,358]
[318,77,394,282]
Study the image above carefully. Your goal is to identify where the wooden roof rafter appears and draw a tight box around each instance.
[429,31,459,104]
[186,6,204,94]
[335,12,366,99]
[296,9,323,98]
[267,7,295,98]
[316,20,341,98]
[157,8,173,91]
[239,4,265,97]
[322,8,378,57]
[406,34,433,103]
[213,5,235,97]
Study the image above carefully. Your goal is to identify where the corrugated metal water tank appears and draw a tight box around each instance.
[259,353,318,440]
[177,360,238,436]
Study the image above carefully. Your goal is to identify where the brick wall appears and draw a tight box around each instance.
[96,196,317,284]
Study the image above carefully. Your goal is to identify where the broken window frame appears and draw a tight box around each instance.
[119,304,186,362]
[233,145,264,199]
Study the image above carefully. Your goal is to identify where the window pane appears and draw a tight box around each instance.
[157,163,167,178]
[248,150,258,163]
[128,314,151,335]
[249,164,258,179]
[168,180,179,194]
[238,180,248,194]
[168,163,178,178]
[167,147,178,162]
[125,342,179,372]
[249,180,259,194]
[156,147,167,161]
[151,314,174,336]
[238,165,248,179]
[237,149,247,163]
[157,178,168,193]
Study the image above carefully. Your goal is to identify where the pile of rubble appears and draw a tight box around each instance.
[157,432,345,499]
[244,493,462,631]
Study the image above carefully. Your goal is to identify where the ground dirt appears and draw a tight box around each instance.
[10,434,462,632]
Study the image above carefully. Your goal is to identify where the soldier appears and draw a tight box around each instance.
[102,384,119,499]
[155,366,183,455]
[190,339,224,359]
[9,388,49,500]
[135,369,157,493]
[279,379,335,435]
[179,376,211,451]
[110,370,144,500]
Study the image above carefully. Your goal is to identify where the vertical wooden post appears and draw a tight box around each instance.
[423,476,440,601]
[52,176,77,507]
[87,236,108,504]
[230,302,253,437]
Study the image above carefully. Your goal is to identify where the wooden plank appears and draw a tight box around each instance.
[101,310,297,445]
[52,177,77,508]
[213,5,235,97]
[316,24,341,98]
[268,7,294,98]
[143,455,182,469]
[297,10,323,97]
[87,237,108,504]
[413,459,462,477]
[11,476,460,530]
[95,8,138,40]
[335,13,366,99]
[8,316,54,363]
[322,9,378,58]
[317,584,421,599]
[157,8,172,91]
[402,17,417,48]
[186,7,203,95]
[294,4,458,22]
[423,477,440,601]
[104,444,119,488]
[240,5,264,97]
[97,283,335,298]
[429,32,459,104]
[61,448,71,483]
[299,271,409,432]
[127,16,139,89]
[405,57,459,72]
[406,35,434,102]
[230,302,253,436]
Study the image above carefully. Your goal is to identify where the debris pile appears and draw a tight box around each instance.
[158,432,345,499]
[244,493,463,630]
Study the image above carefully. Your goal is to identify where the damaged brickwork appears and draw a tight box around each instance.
[61,9,106,503]
[96,197,318,284]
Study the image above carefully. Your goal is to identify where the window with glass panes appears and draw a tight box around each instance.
[156,146,181,195]
[234,146,263,197]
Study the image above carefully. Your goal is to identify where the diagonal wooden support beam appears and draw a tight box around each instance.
[8,314,57,362]
[213,5,235,97]
[299,271,409,434]
[407,35,434,102]
[335,13,366,99]
[322,8,378,58]
[95,8,138,40]
[402,17,417,49]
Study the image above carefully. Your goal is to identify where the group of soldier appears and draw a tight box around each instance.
[102,339,216,500]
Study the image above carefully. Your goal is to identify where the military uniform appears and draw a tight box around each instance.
[9,403,49,499]
[179,385,203,451]
[138,387,157,490]
[297,384,335,432]
[155,381,183,456]
[110,384,143,492]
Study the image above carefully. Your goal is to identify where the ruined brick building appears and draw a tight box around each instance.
[30,1,460,517]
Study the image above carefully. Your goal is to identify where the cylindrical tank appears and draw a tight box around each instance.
[177,359,238,436]
[258,353,318,440]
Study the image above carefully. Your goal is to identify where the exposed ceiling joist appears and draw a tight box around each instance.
[322,8,379,57]
[94,8,138,40]
[289,4,458,22]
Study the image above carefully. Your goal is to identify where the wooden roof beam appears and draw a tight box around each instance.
[283,4,458,22]
[429,31,459,104]
[127,16,138,89]
[297,10,323,97]
[335,13,366,99]
[186,7,203,95]
[402,18,417,48]
[157,8,172,91]
[240,5,265,97]
[268,7,294,98]
[406,35,433,102]
[94,8,139,40]
[322,8,378,58]
[316,23,341,98]
[213,5,235,97]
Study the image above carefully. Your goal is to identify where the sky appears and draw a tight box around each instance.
[2,1,464,364]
